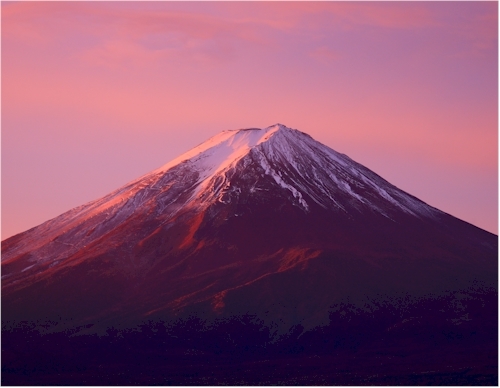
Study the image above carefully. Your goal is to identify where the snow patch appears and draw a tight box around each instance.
[254,148,309,211]
[21,264,36,272]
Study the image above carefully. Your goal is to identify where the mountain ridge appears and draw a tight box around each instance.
[1,124,496,336]
[2,123,444,284]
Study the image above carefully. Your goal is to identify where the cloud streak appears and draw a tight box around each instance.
[3,2,495,69]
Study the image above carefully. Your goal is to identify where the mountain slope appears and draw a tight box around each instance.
[1,124,497,334]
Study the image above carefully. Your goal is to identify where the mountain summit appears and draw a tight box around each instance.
[2,124,442,269]
[2,124,497,384]
[151,123,439,218]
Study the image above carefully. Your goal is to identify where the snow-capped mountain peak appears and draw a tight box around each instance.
[150,123,439,220]
[2,124,441,270]
[156,124,285,176]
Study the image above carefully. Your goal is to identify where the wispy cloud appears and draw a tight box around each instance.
[1,1,444,70]
[3,2,282,68]
[309,46,342,63]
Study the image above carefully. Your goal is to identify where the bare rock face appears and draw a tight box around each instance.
[2,124,497,335]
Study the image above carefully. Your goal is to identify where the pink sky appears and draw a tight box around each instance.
[2,2,498,238]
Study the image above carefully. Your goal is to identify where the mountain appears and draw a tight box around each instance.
[2,124,497,385]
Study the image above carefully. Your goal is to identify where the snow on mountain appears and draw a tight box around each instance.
[155,125,281,177]
[2,124,442,271]
[153,123,440,218]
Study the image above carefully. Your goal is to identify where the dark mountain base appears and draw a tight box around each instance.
[3,292,497,386]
